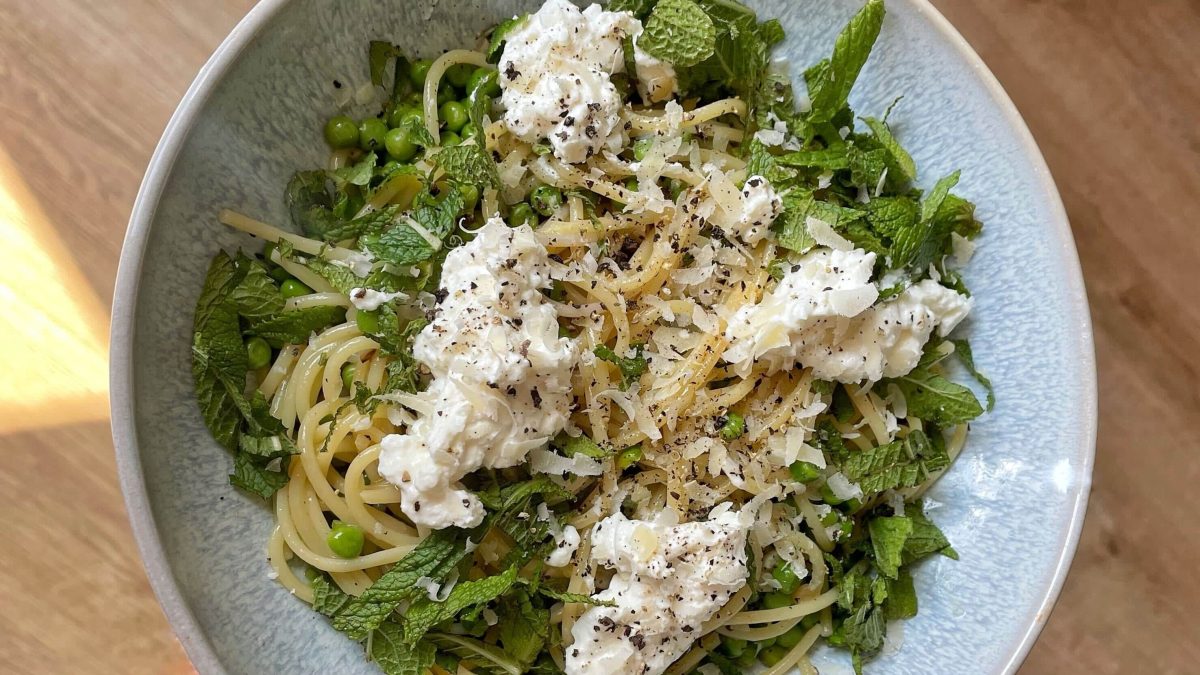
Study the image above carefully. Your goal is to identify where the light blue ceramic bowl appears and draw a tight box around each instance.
[110,0,1096,673]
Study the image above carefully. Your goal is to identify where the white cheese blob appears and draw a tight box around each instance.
[566,506,750,675]
[498,0,677,164]
[632,34,677,104]
[348,287,407,311]
[547,524,581,567]
[377,218,578,529]
[736,175,783,245]
[723,248,972,382]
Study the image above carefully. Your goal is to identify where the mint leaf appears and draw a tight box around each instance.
[861,195,918,240]
[378,317,428,390]
[301,257,361,294]
[893,365,983,426]
[426,633,523,675]
[805,0,885,124]
[678,0,770,101]
[332,529,473,639]
[552,432,610,460]
[867,516,912,579]
[498,590,548,669]
[608,0,657,19]
[368,41,406,89]
[841,602,885,669]
[310,573,353,617]
[745,139,799,186]
[361,305,423,357]
[333,152,378,189]
[758,17,785,46]
[535,587,615,606]
[883,568,918,620]
[237,433,297,461]
[890,170,959,269]
[641,0,716,67]
[949,339,994,411]
[370,623,435,675]
[773,190,864,254]
[902,502,957,563]
[862,115,917,184]
[841,430,948,496]
[192,252,250,450]
[229,451,288,498]
[846,143,888,188]
[842,219,887,256]
[320,204,401,243]
[435,143,499,189]
[593,344,648,390]
[776,147,850,171]
[487,15,526,63]
[229,254,284,319]
[403,565,521,643]
[285,170,338,239]
[247,305,347,348]
[358,215,440,268]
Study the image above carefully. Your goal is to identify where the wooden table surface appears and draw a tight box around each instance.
[1,0,1196,673]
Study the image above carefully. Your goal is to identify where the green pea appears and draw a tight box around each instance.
[666,178,685,200]
[616,445,643,470]
[734,648,759,669]
[772,562,802,595]
[326,520,365,558]
[358,117,388,151]
[409,59,434,86]
[776,624,806,649]
[719,411,745,440]
[304,566,321,582]
[623,177,639,191]
[404,92,424,108]
[530,185,562,216]
[759,644,789,667]
[323,115,359,149]
[436,82,457,106]
[820,509,840,527]
[388,105,422,129]
[384,127,418,161]
[440,101,469,132]
[356,309,380,334]
[720,636,749,658]
[761,592,793,610]
[468,68,500,97]
[341,362,357,391]
[446,63,475,88]
[280,279,312,299]
[440,130,462,147]
[633,137,653,161]
[268,267,292,283]
[789,460,821,483]
[756,636,778,650]
[458,183,480,212]
[509,202,537,227]
[245,336,272,369]
[460,122,480,141]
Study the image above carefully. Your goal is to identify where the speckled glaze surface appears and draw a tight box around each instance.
[110,0,1095,673]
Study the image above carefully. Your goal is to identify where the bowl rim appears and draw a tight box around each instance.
[109,1,1097,673]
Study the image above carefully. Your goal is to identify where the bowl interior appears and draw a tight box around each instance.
[114,0,1095,673]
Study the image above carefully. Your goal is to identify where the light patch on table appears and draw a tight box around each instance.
[0,146,109,432]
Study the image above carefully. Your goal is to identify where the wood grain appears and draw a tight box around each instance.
[0,0,1194,673]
